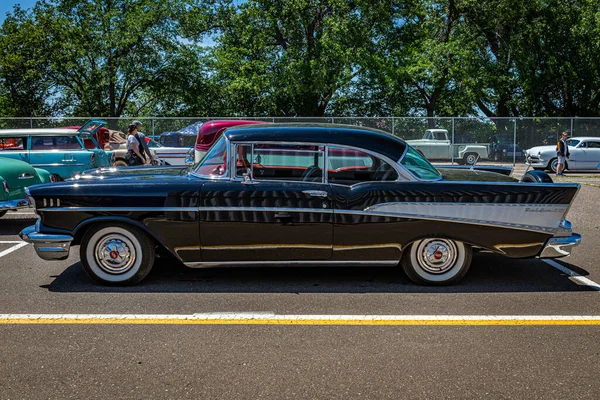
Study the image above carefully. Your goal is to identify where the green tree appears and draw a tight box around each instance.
[207,0,377,116]
[0,5,54,119]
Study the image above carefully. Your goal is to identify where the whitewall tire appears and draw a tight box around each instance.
[401,238,472,285]
[80,223,155,285]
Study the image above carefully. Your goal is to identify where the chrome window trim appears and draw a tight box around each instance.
[396,146,443,182]
[324,143,413,184]
[229,141,327,185]
[189,136,231,180]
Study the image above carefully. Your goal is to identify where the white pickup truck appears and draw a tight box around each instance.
[406,129,489,165]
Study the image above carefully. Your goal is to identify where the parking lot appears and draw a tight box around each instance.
[1,167,599,399]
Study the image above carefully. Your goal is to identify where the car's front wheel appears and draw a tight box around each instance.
[401,238,472,285]
[80,223,155,285]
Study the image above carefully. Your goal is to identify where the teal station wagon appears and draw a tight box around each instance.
[0,121,113,179]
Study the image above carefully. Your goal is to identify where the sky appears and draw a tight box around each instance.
[0,1,38,22]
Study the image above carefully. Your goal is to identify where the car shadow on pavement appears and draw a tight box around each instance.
[43,252,596,294]
[0,218,37,236]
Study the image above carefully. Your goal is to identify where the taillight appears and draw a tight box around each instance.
[49,174,56,183]
[2,180,8,193]
[90,153,96,165]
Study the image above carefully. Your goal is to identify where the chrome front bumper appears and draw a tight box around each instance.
[539,233,582,258]
[19,224,73,261]
[0,198,31,211]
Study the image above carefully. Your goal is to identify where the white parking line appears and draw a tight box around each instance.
[0,313,600,325]
[0,241,28,258]
[543,259,600,291]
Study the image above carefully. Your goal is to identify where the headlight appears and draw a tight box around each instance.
[538,152,541,158]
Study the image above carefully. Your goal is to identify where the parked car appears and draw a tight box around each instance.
[0,158,55,218]
[104,129,163,167]
[20,124,581,286]
[525,136,600,172]
[406,129,489,165]
[147,135,193,166]
[489,134,524,161]
[0,122,114,179]
[195,120,265,163]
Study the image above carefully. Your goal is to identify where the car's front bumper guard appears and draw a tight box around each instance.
[19,225,73,261]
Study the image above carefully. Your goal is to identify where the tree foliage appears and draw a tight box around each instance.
[0,0,599,119]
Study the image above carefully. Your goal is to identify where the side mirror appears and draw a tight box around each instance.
[185,148,195,166]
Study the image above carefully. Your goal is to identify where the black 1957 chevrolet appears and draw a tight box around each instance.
[20,124,581,286]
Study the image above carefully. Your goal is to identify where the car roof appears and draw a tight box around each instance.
[0,128,80,136]
[570,137,600,141]
[223,123,407,160]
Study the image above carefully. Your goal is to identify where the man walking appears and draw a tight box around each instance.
[556,131,570,176]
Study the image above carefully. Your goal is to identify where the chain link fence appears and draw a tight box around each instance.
[1,116,599,165]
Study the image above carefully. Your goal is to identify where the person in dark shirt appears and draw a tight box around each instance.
[556,131,570,176]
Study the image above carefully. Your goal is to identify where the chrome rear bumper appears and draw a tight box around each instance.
[19,224,73,261]
[539,233,582,258]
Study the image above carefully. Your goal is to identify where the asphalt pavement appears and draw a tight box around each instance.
[0,168,599,399]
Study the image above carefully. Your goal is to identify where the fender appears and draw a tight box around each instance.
[457,145,489,159]
[71,215,182,260]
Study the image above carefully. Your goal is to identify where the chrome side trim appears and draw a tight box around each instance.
[539,233,582,258]
[37,206,333,213]
[184,260,400,268]
[359,202,569,234]
[37,207,200,212]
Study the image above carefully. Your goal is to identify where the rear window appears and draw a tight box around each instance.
[0,137,25,151]
[30,136,83,150]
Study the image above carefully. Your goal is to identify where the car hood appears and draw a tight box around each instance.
[437,167,517,182]
[74,165,190,180]
[525,145,556,155]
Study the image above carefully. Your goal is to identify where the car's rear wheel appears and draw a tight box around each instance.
[80,223,155,285]
[113,159,127,167]
[401,238,472,285]
[463,152,478,165]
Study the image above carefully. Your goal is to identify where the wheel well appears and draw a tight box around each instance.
[72,218,164,254]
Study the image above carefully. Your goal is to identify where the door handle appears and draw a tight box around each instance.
[302,190,328,198]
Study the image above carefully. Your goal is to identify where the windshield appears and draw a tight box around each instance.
[146,138,163,148]
[400,146,441,180]
[567,139,580,147]
[193,135,228,177]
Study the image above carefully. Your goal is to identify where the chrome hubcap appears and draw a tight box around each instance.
[416,239,458,274]
[95,234,136,274]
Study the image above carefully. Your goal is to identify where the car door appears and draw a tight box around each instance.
[199,142,333,262]
[29,135,91,178]
[580,140,600,170]
[327,145,404,264]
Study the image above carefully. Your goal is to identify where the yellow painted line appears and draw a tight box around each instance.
[1,315,600,326]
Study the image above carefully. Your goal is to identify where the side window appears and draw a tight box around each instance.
[0,137,25,151]
[235,143,324,182]
[327,146,398,185]
[587,141,600,149]
[31,136,82,150]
